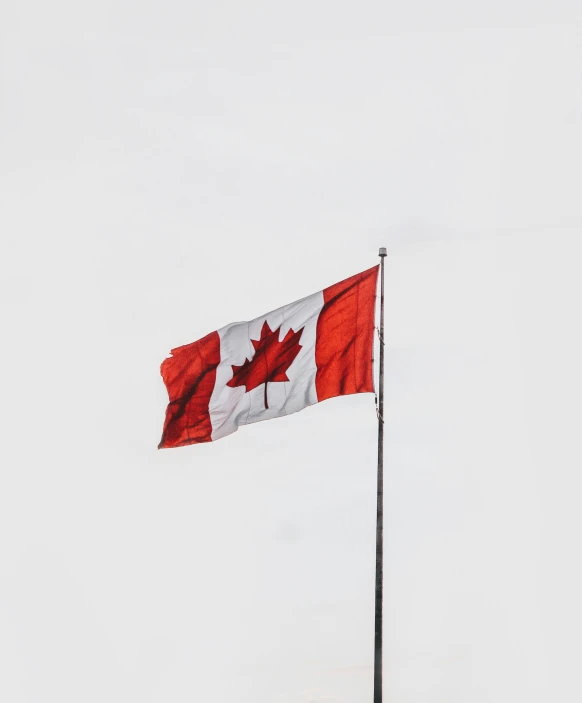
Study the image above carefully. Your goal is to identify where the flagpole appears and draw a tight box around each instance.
[374,247,387,703]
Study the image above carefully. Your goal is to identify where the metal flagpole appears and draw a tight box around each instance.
[374,247,387,703]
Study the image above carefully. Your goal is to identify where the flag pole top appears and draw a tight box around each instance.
[379,247,387,257]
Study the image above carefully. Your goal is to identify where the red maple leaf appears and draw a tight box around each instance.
[227,321,304,409]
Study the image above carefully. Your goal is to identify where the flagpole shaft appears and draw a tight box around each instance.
[374,248,387,703]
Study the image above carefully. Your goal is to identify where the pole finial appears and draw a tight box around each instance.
[379,247,387,257]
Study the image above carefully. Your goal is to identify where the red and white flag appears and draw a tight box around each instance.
[159,266,379,448]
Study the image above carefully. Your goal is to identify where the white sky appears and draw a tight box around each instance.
[1,2,581,702]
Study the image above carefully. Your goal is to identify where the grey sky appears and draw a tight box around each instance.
[1,2,581,702]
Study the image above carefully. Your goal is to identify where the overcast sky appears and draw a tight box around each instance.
[1,2,581,702]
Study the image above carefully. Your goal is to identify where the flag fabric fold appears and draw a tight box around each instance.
[159,265,379,448]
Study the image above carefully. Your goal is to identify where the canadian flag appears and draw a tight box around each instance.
[159,266,379,448]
